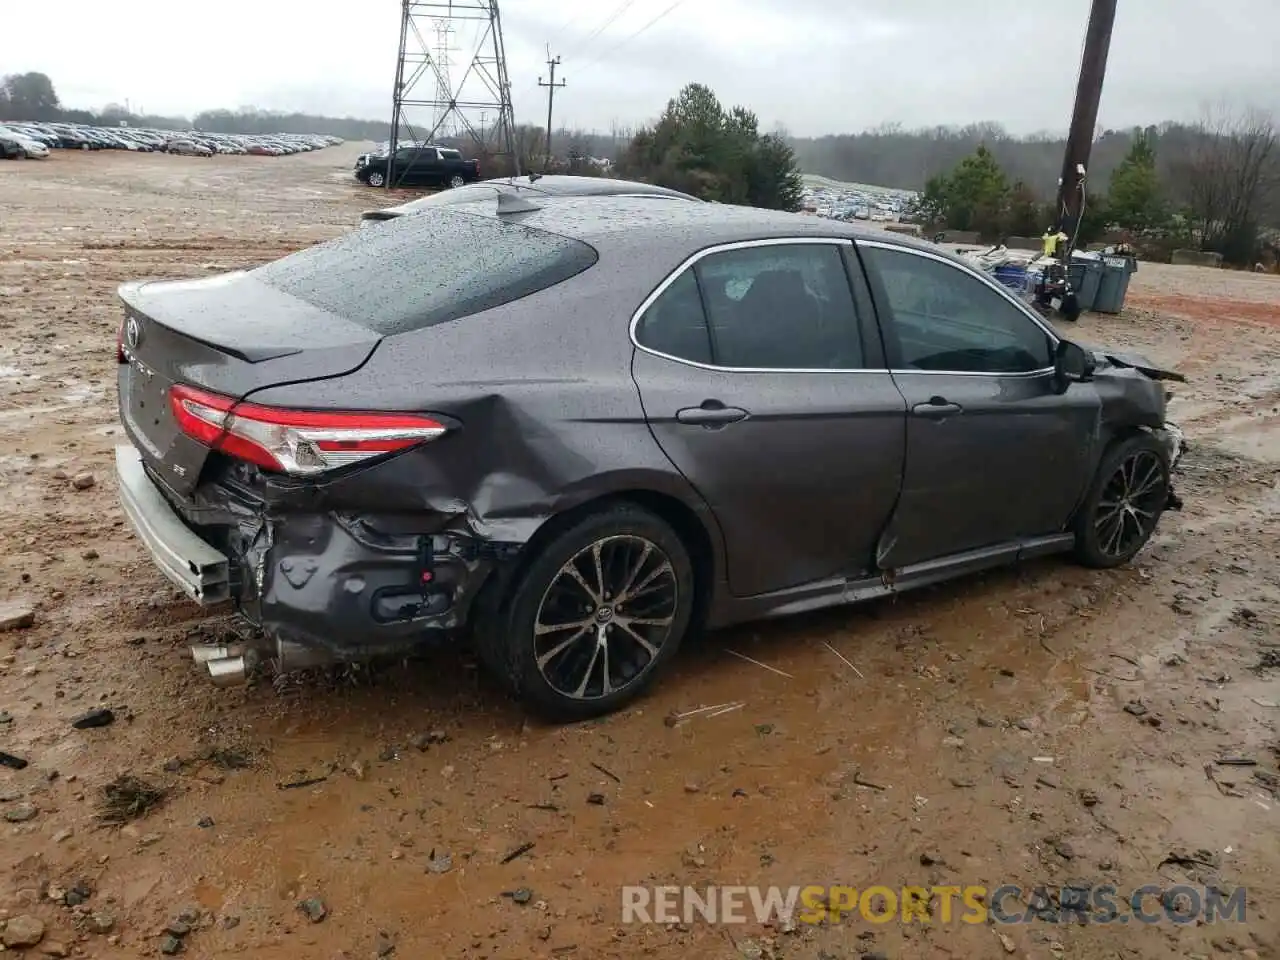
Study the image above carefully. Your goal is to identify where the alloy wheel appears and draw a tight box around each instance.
[533,535,679,701]
[368,172,385,187]
[1094,449,1166,559]
[449,175,465,188]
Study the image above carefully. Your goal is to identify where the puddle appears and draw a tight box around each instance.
[1212,413,1280,463]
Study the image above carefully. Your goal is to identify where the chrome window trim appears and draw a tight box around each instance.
[857,238,1059,376]
[629,236,884,374]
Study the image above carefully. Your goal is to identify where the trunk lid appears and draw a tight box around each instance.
[117,273,379,496]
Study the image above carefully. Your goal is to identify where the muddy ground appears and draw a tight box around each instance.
[0,145,1277,960]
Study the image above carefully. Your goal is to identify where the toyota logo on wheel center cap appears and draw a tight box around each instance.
[124,316,141,350]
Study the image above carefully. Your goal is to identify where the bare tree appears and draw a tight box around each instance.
[1168,104,1278,264]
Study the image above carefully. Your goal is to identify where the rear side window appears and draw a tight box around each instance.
[635,241,864,370]
[251,210,598,335]
[635,270,712,363]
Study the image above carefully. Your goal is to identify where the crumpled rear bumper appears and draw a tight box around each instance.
[115,444,514,669]
[115,446,231,605]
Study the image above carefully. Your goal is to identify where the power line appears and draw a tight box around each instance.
[577,0,687,73]
[563,0,638,59]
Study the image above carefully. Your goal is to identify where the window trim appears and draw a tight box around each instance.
[858,239,1061,379]
[630,237,879,374]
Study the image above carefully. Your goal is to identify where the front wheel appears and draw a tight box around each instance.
[366,171,385,187]
[1073,433,1171,568]
[475,504,696,721]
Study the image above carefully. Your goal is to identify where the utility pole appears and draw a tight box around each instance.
[537,49,565,168]
[1055,0,1118,257]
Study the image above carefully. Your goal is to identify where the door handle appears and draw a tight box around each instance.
[676,402,749,426]
[911,396,963,418]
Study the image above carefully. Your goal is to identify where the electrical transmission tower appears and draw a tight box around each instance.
[430,19,458,140]
[388,0,519,187]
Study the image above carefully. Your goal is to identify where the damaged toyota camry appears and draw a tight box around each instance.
[115,195,1185,720]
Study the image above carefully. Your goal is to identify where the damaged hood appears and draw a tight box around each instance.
[1085,345,1188,383]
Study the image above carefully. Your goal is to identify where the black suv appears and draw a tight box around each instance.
[355,145,481,188]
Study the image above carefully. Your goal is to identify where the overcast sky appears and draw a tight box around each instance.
[3,0,1276,137]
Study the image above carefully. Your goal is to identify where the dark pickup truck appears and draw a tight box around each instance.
[355,145,481,188]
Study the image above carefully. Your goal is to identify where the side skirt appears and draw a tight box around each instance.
[709,534,1076,627]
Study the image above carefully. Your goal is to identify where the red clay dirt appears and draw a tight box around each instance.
[0,146,1278,960]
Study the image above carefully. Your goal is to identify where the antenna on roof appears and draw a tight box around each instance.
[496,191,541,215]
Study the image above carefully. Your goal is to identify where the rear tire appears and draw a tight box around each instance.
[474,504,696,721]
[1073,433,1170,569]
[449,174,465,188]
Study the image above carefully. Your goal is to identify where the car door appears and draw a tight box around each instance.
[856,239,1101,569]
[630,238,906,599]
[390,148,423,185]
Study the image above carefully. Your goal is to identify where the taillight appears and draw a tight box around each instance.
[168,384,448,476]
[116,318,126,363]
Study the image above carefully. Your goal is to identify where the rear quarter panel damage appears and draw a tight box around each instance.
[227,244,723,650]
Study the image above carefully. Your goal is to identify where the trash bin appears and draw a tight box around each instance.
[1093,256,1138,314]
[1066,253,1104,312]
[992,263,1028,291]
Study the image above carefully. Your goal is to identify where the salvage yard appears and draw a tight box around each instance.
[1,145,1279,960]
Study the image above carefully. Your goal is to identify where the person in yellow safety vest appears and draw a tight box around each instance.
[1042,228,1069,258]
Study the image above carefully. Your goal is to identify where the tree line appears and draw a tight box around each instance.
[6,69,1274,258]
[905,108,1278,267]
[0,72,390,141]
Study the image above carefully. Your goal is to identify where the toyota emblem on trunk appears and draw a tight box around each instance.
[124,316,141,351]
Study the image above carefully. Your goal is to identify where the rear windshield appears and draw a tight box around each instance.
[251,209,597,335]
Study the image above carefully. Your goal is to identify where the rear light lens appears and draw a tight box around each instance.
[116,317,126,363]
[169,384,447,476]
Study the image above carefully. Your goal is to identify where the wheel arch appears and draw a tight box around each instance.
[478,477,724,638]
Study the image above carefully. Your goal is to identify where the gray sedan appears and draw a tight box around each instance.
[113,195,1183,720]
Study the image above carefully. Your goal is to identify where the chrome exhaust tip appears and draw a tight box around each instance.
[190,643,243,664]
[206,655,247,686]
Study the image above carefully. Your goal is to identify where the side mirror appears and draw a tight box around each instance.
[1054,340,1095,391]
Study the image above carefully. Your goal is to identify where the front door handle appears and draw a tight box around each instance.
[676,402,749,426]
[911,396,963,418]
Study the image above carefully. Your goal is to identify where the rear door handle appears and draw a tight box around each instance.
[911,397,963,418]
[676,403,749,426]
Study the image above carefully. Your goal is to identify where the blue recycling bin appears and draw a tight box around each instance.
[1094,256,1138,313]
[1066,254,1104,312]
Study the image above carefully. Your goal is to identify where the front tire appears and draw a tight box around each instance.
[476,504,696,721]
[1073,433,1170,569]
[366,171,385,187]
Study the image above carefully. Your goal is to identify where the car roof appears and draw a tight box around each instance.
[493,194,940,255]
[495,175,698,200]
[380,194,949,272]
[368,176,700,219]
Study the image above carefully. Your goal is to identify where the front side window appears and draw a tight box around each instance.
[862,246,1053,374]
[636,243,863,370]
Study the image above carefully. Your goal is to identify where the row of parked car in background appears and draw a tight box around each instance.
[0,121,343,160]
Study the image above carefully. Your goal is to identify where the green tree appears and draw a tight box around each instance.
[904,147,1011,238]
[747,134,805,212]
[0,72,61,120]
[945,145,1009,235]
[1107,131,1165,231]
[907,174,950,226]
[1004,180,1046,237]
[619,83,804,211]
